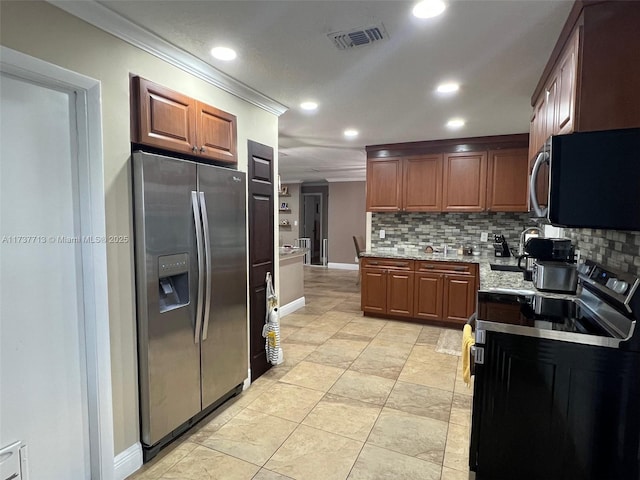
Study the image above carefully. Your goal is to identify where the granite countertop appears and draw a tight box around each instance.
[362,248,531,291]
[279,246,309,259]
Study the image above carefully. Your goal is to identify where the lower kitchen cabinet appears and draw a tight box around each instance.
[361,258,415,317]
[362,257,478,325]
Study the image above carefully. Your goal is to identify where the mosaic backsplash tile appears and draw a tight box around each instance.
[371,212,533,254]
[370,212,640,276]
[565,228,640,276]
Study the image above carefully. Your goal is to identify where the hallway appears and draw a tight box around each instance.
[130,267,472,480]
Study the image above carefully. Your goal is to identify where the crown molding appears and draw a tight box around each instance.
[48,0,288,116]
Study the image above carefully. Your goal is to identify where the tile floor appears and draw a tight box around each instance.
[129,267,475,480]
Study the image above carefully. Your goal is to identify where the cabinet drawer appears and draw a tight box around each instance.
[362,257,414,271]
[416,261,474,275]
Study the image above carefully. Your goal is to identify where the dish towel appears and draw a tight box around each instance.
[462,324,475,387]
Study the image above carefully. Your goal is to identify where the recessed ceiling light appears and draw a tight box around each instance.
[436,82,460,94]
[344,129,359,138]
[447,118,465,128]
[300,101,318,111]
[210,46,237,61]
[412,0,446,19]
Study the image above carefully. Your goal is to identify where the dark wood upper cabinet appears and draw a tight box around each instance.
[403,155,443,212]
[442,151,487,212]
[132,76,237,164]
[366,158,402,211]
[529,2,640,161]
[133,77,196,155]
[487,148,529,212]
[196,102,237,164]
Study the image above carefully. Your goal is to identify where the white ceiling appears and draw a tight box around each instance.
[98,0,573,182]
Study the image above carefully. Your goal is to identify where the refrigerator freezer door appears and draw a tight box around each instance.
[133,152,201,446]
[197,165,248,408]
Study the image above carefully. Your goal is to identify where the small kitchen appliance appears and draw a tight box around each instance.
[493,235,511,257]
[518,237,575,285]
[532,261,578,294]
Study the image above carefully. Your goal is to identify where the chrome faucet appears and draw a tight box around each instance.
[519,227,542,255]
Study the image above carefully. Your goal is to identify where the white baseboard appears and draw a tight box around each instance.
[114,442,143,480]
[327,262,359,271]
[279,297,305,317]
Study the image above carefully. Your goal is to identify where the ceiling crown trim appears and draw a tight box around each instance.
[48,0,288,116]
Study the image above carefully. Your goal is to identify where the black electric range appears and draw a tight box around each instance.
[469,260,640,480]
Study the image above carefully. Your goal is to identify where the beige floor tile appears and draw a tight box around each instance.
[336,320,385,339]
[187,401,245,444]
[202,409,297,466]
[280,343,317,365]
[129,441,198,479]
[449,393,472,427]
[349,353,407,380]
[252,469,294,480]
[386,381,453,422]
[279,325,300,341]
[280,312,319,328]
[304,337,369,368]
[408,344,460,367]
[364,338,414,360]
[279,360,345,392]
[285,327,334,346]
[328,370,395,405]
[368,408,448,465]
[332,331,375,342]
[159,445,259,479]
[454,358,475,396]
[257,365,292,381]
[375,325,421,344]
[245,382,323,422]
[416,326,444,345]
[302,393,381,441]
[265,425,363,480]
[347,444,442,480]
[442,466,473,480]
[443,422,471,472]
[398,358,457,391]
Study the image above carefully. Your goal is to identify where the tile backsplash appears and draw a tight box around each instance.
[371,212,533,254]
[565,228,640,276]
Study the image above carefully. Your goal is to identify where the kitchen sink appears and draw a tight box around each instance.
[490,264,522,273]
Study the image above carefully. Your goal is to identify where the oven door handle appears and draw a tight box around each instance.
[530,150,549,218]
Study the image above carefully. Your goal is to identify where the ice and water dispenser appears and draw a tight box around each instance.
[158,253,189,312]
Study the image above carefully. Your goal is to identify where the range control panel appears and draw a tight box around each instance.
[579,260,639,307]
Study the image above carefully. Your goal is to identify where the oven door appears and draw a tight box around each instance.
[529,143,550,219]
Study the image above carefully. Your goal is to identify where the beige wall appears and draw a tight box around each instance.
[328,182,366,265]
[278,183,300,246]
[0,1,279,456]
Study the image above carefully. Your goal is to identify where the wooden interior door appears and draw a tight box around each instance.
[247,140,274,381]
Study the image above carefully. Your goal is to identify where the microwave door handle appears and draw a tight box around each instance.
[199,192,213,341]
[530,151,549,218]
[191,191,205,344]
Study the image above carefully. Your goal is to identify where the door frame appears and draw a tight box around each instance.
[302,192,323,265]
[1,47,114,479]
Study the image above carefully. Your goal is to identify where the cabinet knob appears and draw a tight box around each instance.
[192,145,198,153]
[200,146,206,153]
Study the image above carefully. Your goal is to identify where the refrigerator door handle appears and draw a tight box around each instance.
[192,191,205,344]
[199,191,213,341]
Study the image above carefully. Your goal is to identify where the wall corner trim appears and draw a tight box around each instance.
[114,442,143,480]
[327,262,359,271]
[279,297,306,317]
[47,0,288,116]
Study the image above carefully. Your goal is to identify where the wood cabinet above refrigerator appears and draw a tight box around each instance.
[132,76,237,164]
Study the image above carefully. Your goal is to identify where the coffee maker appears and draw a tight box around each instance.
[518,238,578,293]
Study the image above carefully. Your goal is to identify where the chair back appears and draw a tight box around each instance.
[352,235,364,257]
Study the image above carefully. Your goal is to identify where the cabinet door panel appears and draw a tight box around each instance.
[366,159,402,211]
[442,152,487,212]
[196,101,237,164]
[443,274,476,324]
[556,30,579,134]
[134,77,196,154]
[403,155,443,212]
[414,273,443,321]
[361,269,387,314]
[545,77,559,138]
[487,149,529,212]
[387,271,414,317]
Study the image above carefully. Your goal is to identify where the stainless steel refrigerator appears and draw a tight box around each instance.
[132,151,248,461]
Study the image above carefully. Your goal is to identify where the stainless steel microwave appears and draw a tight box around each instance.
[529,128,640,231]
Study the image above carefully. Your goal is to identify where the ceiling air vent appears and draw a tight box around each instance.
[328,23,389,50]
